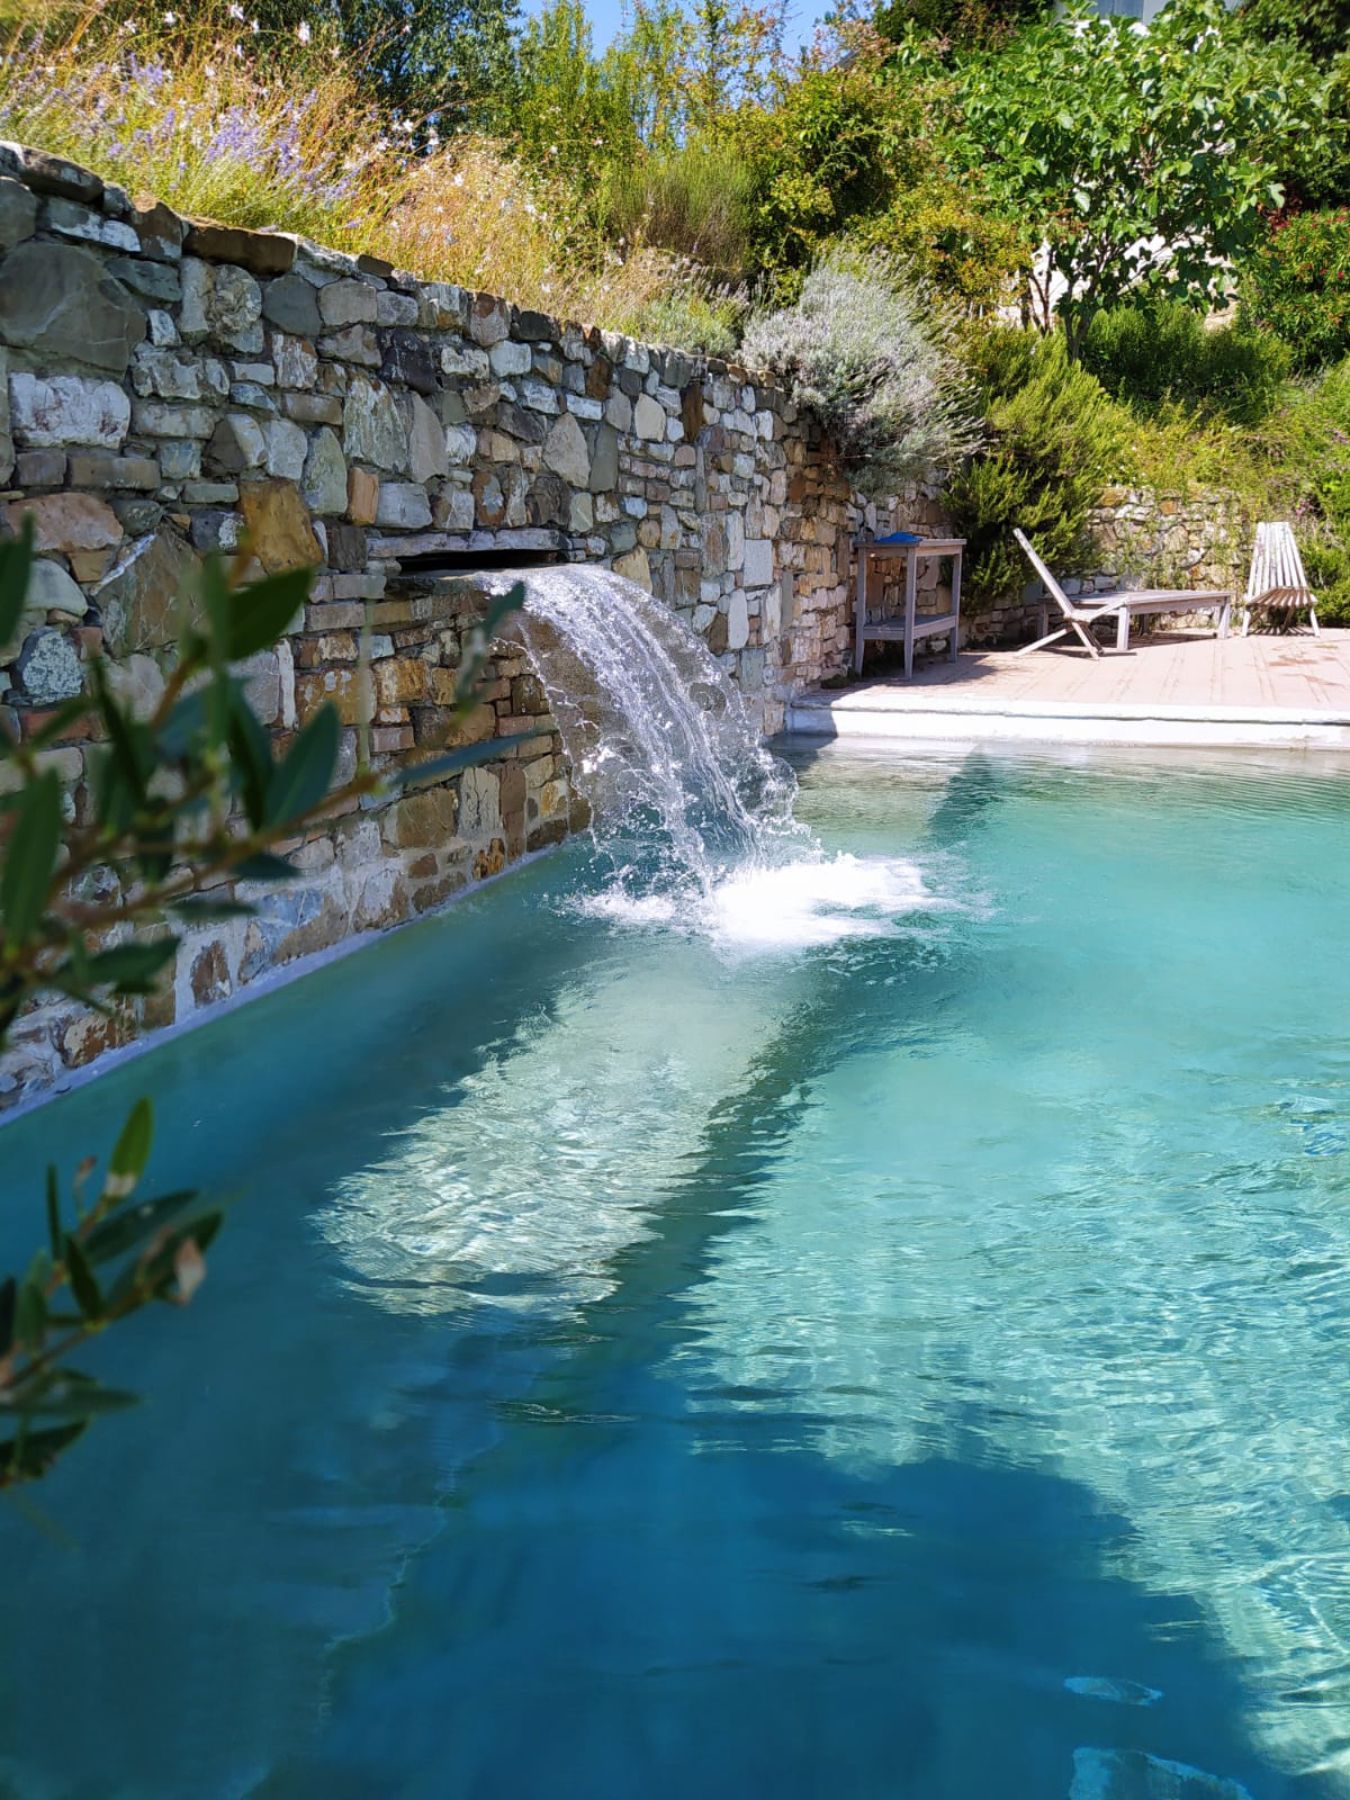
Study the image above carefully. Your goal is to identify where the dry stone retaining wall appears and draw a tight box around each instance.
[0,139,903,1107]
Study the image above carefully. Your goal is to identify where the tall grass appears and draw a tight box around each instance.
[0,0,703,335]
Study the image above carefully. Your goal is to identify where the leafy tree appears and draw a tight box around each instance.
[873,0,1050,53]
[0,529,522,1489]
[1241,207,1350,370]
[1240,0,1350,66]
[241,0,522,125]
[958,0,1326,351]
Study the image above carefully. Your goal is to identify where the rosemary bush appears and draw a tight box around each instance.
[740,251,981,500]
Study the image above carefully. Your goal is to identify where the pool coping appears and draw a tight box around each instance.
[787,691,1350,749]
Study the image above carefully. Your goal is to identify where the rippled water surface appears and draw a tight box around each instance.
[3,745,1350,1800]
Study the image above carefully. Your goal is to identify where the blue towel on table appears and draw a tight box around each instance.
[873,531,923,544]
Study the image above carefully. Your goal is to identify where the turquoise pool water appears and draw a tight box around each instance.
[3,745,1350,1799]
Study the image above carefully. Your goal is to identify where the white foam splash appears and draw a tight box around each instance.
[577,852,949,955]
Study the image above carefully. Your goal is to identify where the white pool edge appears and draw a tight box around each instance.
[787,697,1350,750]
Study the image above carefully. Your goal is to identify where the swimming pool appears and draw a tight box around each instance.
[3,744,1349,1799]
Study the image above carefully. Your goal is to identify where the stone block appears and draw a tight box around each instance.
[613,546,652,591]
[319,279,378,327]
[347,465,380,525]
[106,650,167,720]
[264,417,307,480]
[489,339,532,377]
[67,451,160,490]
[542,411,590,487]
[262,272,321,338]
[744,538,774,587]
[96,527,203,654]
[4,492,122,553]
[375,481,433,530]
[406,393,448,482]
[179,257,263,352]
[318,325,380,367]
[9,372,130,450]
[130,199,184,263]
[273,332,318,391]
[588,423,618,493]
[302,427,347,516]
[132,400,217,439]
[0,241,146,374]
[325,521,366,570]
[379,329,438,395]
[343,374,407,473]
[726,588,750,650]
[26,560,88,620]
[0,176,37,250]
[206,413,267,475]
[468,294,510,348]
[14,626,81,703]
[0,141,101,204]
[238,479,321,573]
[45,197,139,252]
[14,448,64,487]
[295,666,367,726]
[184,221,294,275]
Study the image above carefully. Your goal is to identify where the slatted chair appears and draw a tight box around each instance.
[1242,521,1320,637]
[1013,528,1231,658]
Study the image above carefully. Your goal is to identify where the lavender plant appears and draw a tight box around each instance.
[741,250,981,499]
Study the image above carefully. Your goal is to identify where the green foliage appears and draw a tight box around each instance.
[0,542,526,1489]
[623,283,748,357]
[730,59,917,286]
[1241,209,1350,373]
[958,0,1326,347]
[851,175,1031,316]
[598,140,758,279]
[948,328,1130,605]
[742,249,981,497]
[1239,0,1350,66]
[238,0,522,125]
[1081,301,1290,425]
[874,0,1050,52]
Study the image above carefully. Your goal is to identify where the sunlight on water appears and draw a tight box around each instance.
[3,727,1350,1799]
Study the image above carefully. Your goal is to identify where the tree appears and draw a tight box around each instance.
[242,0,522,126]
[0,528,521,1489]
[958,0,1326,351]
[1240,0,1350,67]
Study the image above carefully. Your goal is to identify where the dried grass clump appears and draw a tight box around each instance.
[741,250,981,497]
[0,0,712,337]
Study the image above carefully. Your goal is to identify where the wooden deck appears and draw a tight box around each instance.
[787,630,1350,749]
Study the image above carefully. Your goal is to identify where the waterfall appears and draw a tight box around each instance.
[491,564,945,953]
[508,565,807,899]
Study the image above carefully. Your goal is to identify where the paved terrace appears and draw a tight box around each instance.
[787,630,1350,749]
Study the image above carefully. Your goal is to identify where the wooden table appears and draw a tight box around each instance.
[853,537,965,678]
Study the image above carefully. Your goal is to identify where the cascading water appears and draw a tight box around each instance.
[501,564,939,951]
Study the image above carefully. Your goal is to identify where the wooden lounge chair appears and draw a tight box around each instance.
[1242,521,1320,637]
[1013,529,1231,657]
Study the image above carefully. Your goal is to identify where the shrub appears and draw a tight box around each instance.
[597,140,758,281]
[1081,301,1290,425]
[948,327,1130,605]
[740,251,981,499]
[1241,209,1350,372]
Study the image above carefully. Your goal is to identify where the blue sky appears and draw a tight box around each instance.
[528,0,822,54]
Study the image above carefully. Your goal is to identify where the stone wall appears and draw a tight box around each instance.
[1085,486,1248,602]
[947,489,1250,652]
[0,138,900,1107]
